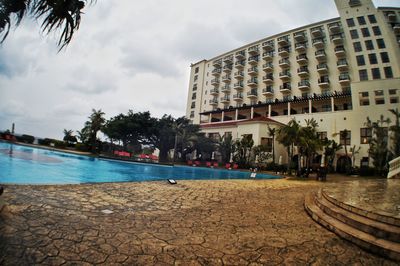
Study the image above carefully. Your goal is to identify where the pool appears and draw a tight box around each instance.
[0,142,280,184]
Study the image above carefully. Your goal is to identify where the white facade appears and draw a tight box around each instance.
[186,0,400,167]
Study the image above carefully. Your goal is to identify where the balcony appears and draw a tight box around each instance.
[222,75,231,83]
[233,82,244,90]
[298,80,310,90]
[312,38,325,49]
[387,13,397,23]
[311,27,323,38]
[278,58,290,68]
[279,71,291,81]
[339,74,350,86]
[235,61,245,69]
[393,24,400,35]
[277,36,289,46]
[233,93,243,101]
[234,71,244,79]
[295,43,307,53]
[247,78,258,87]
[212,60,222,67]
[317,63,328,74]
[329,23,341,34]
[209,98,218,105]
[318,78,330,88]
[294,32,306,42]
[220,96,230,103]
[297,67,309,77]
[315,50,326,61]
[279,84,292,93]
[248,67,258,76]
[278,47,290,57]
[262,75,274,84]
[248,56,259,65]
[349,0,361,7]
[223,56,233,64]
[210,88,219,95]
[296,54,308,65]
[337,59,348,71]
[330,34,343,45]
[262,86,274,97]
[211,78,220,86]
[223,65,232,73]
[262,41,274,51]
[334,46,346,58]
[221,85,231,93]
[248,46,259,55]
[235,51,245,60]
[262,52,274,61]
[247,90,258,98]
[211,68,222,76]
[262,63,273,72]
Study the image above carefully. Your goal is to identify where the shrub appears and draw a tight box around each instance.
[38,138,53,146]
[75,143,89,152]
[53,140,66,149]
[17,134,35,144]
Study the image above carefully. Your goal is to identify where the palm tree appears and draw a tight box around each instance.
[349,145,361,168]
[0,0,93,49]
[267,126,276,164]
[217,134,235,164]
[63,129,77,145]
[87,108,105,152]
[298,118,322,174]
[389,108,400,157]
[324,139,342,172]
[276,119,300,174]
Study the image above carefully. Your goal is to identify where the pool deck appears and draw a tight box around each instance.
[0,177,398,265]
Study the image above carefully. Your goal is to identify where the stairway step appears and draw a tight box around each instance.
[315,190,400,243]
[322,189,400,227]
[305,192,400,261]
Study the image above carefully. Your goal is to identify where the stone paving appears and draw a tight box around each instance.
[0,179,397,265]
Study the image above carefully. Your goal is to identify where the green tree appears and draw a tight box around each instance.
[217,134,235,164]
[86,108,105,153]
[298,118,322,173]
[233,135,254,167]
[389,108,400,158]
[276,119,300,174]
[63,129,77,145]
[0,0,93,49]
[252,145,272,167]
[349,145,361,168]
[339,129,351,173]
[324,139,342,173]
[365,115,391,176]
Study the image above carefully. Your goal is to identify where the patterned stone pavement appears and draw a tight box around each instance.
[0,179,396,265]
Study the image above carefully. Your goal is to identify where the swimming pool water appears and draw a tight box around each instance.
[0,142,280,184]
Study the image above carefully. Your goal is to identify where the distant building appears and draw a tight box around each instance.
[185,0,400,169]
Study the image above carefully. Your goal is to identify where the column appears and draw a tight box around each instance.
[288,102,291,116]
[308,99,312,114]
[250,107,254,119]
[331,97,335,112]
[268,105,271,118]
[235,109,239,120]
[221,111,225,122]
[209,113,212,123]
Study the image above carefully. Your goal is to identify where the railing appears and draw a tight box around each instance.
[388,156,400,179]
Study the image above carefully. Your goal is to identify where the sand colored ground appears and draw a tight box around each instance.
[0,178,396,265]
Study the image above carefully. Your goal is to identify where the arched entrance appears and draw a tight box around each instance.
[336,156,351,173]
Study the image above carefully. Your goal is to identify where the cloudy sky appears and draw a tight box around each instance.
[0,0,399,139]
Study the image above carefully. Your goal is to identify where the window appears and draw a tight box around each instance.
[322,104,332,112]
[195,67,199,74]
[372,26,381,36]
[376,39,386,49]
[190,111,194,118]
[359,92,369,106]
[194,75,198,81]
[261,138,273,152]
[360,128,372,144]
[353,42,362,52]
[340,130,351,146]
[359,69,368,81]
[347,18,355,27]
[356,55,365,66]
[192,93,196,100]
[380,52,390,63]
[193,84,197,91]
[375,98,385,105]
[360,99,370,106]
[368,14,377,24]
[368,53,377,64]
[390,97,399,104]
[191,101,196,108]
[365,40,374,50]
[361,28,370,37]
[389,89,397,95]
[375,90,384,96]
[384,67,393,78]
[357,16,366,25]
[209,133,221,141]
[371,68,381,80]
[317,132,328,140]
[350,29,359,39]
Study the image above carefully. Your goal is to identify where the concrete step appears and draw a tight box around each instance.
[322,189,400,227]
[305,192,400,261]
[315,190,400,243]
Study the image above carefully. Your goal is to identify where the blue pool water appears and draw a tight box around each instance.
[0,142,280,184]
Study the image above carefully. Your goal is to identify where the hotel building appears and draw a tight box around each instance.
[185,0,400,168]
